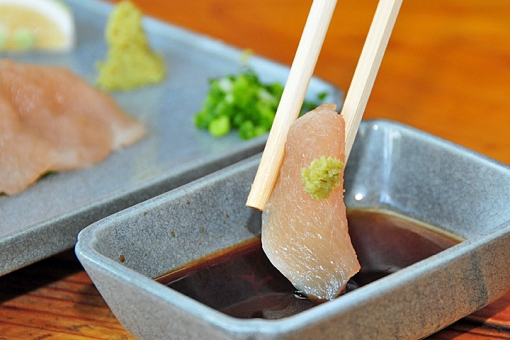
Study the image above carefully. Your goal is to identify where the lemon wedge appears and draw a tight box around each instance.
[0,0,75,52]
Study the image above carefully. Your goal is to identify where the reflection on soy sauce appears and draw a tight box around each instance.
[156,210,463,319]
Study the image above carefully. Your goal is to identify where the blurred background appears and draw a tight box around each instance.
[113,0,510,165]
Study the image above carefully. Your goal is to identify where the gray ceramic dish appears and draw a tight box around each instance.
[0,0,341,276]
[76,119,510,340]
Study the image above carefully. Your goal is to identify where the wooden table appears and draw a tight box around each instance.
[2,0,510,338]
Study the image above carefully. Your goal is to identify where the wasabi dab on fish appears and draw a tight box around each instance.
[301,156,344,200]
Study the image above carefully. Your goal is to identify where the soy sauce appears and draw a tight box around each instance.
[156,209,463,319]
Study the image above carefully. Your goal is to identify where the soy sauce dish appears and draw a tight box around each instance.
[75,119,510,340]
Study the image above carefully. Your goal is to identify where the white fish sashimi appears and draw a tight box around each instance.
[0,59,145,195]
[262,103,360,301]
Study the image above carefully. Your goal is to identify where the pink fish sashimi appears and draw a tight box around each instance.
[262,103,360,301]
[0,59,146,195]
[0,98,59,195]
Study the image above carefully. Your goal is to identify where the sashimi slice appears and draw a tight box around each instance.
[0,59,146,170]
[0,96,59,194]
[261,103,360,301]
[0,59,146,195]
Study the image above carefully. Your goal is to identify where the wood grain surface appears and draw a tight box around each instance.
[1,0,510,339]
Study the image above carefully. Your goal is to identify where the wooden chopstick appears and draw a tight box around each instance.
[246,0,402,211]
[342,0,403,160]
[246,0,338,211]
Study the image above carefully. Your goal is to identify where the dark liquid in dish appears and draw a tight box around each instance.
[156,210,462,319]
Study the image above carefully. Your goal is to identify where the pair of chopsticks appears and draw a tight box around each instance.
[246,0,403,211]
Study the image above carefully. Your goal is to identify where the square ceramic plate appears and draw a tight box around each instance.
[76,119,510,340]
[0,0,342,276]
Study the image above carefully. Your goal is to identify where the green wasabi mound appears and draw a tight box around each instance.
[96,0,166,91]
[301,156,344,200]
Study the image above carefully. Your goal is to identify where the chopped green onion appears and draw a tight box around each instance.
[194,69,329,140]
[208,115,230,137]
